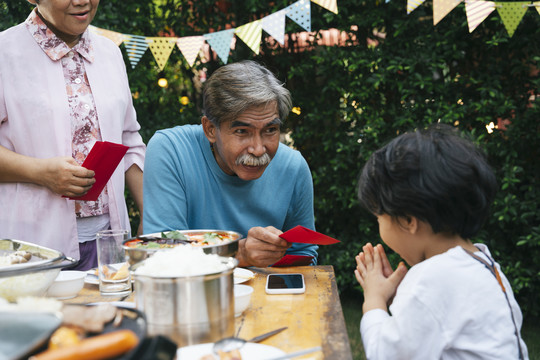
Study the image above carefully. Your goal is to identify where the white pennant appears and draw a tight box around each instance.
[464,0,496,32]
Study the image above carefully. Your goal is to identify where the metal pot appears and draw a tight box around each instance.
[123,230,242,266]
[0,239,78,301]
[132,256,238,347]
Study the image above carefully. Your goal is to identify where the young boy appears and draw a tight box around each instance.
[354,124,528,359]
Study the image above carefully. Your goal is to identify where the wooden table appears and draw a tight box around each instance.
[65,265,352,359]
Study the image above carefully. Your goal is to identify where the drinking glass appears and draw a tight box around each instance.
[96,229,131,296]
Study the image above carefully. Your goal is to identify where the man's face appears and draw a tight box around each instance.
[203,102,281,181]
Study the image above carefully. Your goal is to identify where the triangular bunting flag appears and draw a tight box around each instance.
[123,34,149,69]
[262,9,287,45]
[535,1,540,15]
[465,0,496,32]
[235,20,263,55]
[311,0,338,14]
[203,29,235,64]
[176,36,205,67]
[285,0,312,32]
[146,37,176,71]
[433,0,463,25]
[89,25,124,46]
[407,0,427,14]
[496,2,528,37]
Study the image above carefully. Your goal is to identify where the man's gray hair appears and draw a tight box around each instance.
[202,60,293,126]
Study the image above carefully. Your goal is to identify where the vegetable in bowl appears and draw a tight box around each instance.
[122,230,242,266]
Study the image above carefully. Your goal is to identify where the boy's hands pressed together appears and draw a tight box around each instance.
[355,243,408,313]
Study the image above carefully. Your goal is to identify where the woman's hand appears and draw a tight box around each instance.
[39,157,95,197]
[355,242,407,313]
[0,145,95,197]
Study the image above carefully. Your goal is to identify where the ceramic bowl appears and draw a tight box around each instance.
[46,270,86,299]
[234,284,253,317]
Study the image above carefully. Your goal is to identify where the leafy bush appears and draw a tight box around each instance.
[3,0,538,316]
[276,1,540,319]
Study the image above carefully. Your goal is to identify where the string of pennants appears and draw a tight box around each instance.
[89,0,338,70]
[407,0,540,36]
[90,0,538,71]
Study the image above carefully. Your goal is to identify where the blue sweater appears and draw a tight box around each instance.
[143,124,318,261]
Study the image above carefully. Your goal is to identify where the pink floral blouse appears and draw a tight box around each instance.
[26,10,108,218]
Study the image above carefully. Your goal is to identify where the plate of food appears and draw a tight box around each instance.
[1,300,146,360]
[85,268,100,285]
[85,263,133,285]
[177,342,286,360]
[234,268,254,284]
[123,230,242,266]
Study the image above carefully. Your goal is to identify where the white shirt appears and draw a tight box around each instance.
[360,244,529,360]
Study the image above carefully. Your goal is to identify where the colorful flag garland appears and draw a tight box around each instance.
[408,0,539,37]
[89,0,538,71]
[89,0,338,70]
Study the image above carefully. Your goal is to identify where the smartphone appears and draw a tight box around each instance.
[265,273,305,294]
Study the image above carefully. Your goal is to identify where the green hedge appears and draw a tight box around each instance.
[3,0,538,316]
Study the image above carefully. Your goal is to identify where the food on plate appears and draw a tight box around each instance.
[124,230,239,250]
[101,263,129,281]
[218,349,242,360]
[184,231,236,246]
[199,349,243,360]
[134,245,229,277]
[48,326,83,349]
[0,250,32,267]
[160,230,188,240]
[1,297,140,360]
[29,329,139,360]
[62,303,119,333]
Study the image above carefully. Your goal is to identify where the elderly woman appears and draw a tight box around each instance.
[0,0,145,270]
[143,60,318,267]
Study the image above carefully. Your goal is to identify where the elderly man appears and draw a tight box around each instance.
[143,60,317,267]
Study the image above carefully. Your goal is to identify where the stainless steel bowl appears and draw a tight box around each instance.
[0,239,78,301]
[123,230,242,266]
[132,256,238,347]
[0,239,65,270]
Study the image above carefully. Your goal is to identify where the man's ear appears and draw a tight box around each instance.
[202,116,217,143]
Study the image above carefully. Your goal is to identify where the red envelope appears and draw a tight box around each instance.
[279,225,340,245]
[272,254,315,267]
[69,141,129,201]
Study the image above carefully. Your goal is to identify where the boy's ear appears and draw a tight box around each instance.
[400,216,419,234]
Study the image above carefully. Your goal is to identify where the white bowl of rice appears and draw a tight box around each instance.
[0,268,61,302]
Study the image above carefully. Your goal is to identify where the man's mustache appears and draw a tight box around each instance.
[236,153,271,166]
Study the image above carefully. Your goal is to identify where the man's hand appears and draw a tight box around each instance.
[236,226,292,267]
[354,242,407,313]
[39,157,95,197]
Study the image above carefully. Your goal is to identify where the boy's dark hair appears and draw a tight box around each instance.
[357,124,498,239]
